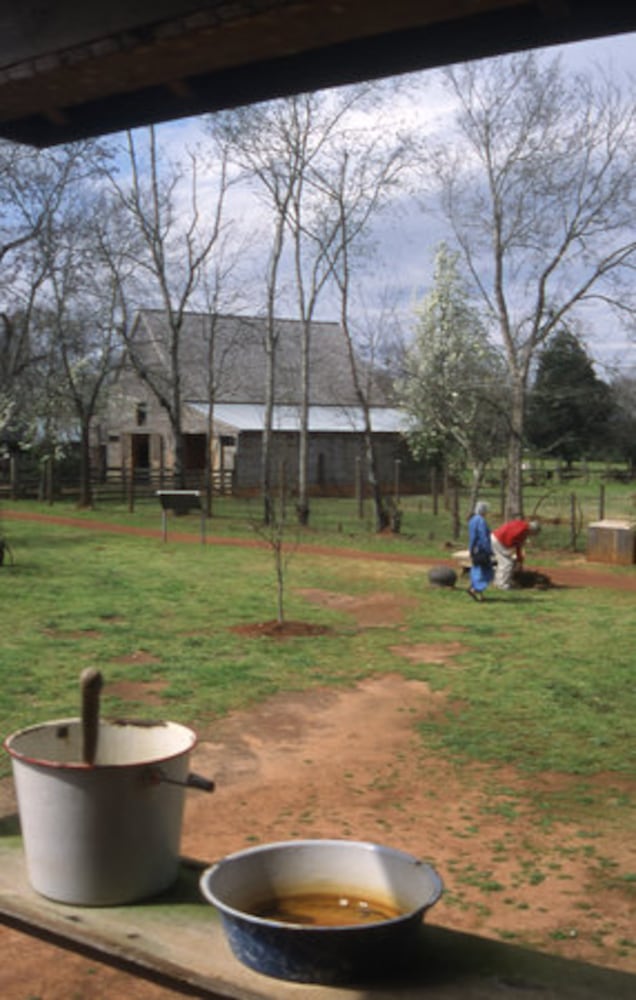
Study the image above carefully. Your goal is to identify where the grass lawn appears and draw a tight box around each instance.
[0,509,634,972]
[1,512,633,793]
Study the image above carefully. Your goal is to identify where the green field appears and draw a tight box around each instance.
[1,504,634,802]
[1,504,634,969]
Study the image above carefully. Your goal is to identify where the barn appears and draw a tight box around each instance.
[95,309,413,495]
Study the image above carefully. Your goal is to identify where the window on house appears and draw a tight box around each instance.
[136,403,147,427]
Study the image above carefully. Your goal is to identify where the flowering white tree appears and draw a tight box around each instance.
[401,244,507,509]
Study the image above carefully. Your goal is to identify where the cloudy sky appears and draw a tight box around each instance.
[139,28,636,377]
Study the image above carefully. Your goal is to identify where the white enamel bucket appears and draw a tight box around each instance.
[3,717,207,905]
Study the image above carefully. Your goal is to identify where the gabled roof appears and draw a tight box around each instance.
[131,309,391,408]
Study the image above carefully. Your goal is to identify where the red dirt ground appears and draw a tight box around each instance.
[1,511,635,998]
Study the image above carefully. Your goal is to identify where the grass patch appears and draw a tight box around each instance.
[411,584,635,779]
[0,509,634,851]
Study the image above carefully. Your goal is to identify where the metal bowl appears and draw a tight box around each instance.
[199,839,443,984]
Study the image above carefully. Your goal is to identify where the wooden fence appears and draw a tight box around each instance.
[0,463,233,503]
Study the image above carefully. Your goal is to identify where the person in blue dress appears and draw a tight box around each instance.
[467,500,494,601]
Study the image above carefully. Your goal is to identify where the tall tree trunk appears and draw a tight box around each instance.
[204,318,216,517]
[297,319,310,526]
[79,420,93,508]
[204,403,214,517]
[467,458,486,515]
[363,418,388,532]
[506,380,525,518]
[262,212,286,526]
[172,420,186,489]
[261,341,275,525]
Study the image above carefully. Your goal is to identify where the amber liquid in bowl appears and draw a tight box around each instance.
[252,892,404,927]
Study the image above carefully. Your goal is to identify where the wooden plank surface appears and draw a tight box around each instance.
[1,836,635,1000]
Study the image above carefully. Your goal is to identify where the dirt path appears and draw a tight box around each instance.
[1,510,635,998]
[3,506,636,590]
[2,672,634,998]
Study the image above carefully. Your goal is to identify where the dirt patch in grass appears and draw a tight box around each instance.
[228,588,417,637]
[112,650,162,665]
[298,587,417,626]
[229,619,333,638]
[389,641,470,664]
[184,675,634,982]
[105,678,169,705]
[2,673,634,999]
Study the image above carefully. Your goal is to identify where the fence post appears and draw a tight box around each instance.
[9,455,19,500]
[46,456,54,505]
[431,468,439,516]
[355,456,363,519]
[452,485,461,541]
[598,483,605,521]
[570,493,577,550]
[393,458,401,506]
[500,469,506,519]
[128,447,135,513]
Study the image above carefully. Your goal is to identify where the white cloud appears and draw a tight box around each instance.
[137,32,636,372]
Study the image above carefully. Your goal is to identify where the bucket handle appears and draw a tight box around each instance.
[80,668,103,765]
[146,767,215,793]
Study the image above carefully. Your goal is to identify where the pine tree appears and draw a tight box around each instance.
[526,328,613,464]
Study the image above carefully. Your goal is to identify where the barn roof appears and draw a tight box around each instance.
[131,309,391,408]
[188,402,408,434]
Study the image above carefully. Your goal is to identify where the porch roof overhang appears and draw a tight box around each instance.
[1,2,635,147]
[188,402,410,434]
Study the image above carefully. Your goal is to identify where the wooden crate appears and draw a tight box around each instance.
[587,519,636,565]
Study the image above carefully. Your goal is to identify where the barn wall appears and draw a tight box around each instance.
[93,370,424,493]
[95,372,209,477]
[233,431,416,494]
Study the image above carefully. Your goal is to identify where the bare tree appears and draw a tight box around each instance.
[41,191,123,507]
[208,90,366,524]
[107,127,229,488]
[286,95,349,525]
[209,106,293,522]
[429,52,636,517]
[310,138,407,531]
[198,248,248,516]
[0,141,98,450]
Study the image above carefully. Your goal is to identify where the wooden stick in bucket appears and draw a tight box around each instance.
[80,668,103,765]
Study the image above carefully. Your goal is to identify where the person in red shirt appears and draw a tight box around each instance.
[491,519,540,590]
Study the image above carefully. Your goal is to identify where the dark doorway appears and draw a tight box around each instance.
[184,434,206,470]
[132,434,150,470]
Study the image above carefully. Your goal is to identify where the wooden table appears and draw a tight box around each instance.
[1,835,634,1000]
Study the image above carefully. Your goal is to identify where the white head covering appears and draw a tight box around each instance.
[475,501,489,516]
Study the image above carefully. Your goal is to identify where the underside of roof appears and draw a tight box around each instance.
[1,2,634,147]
